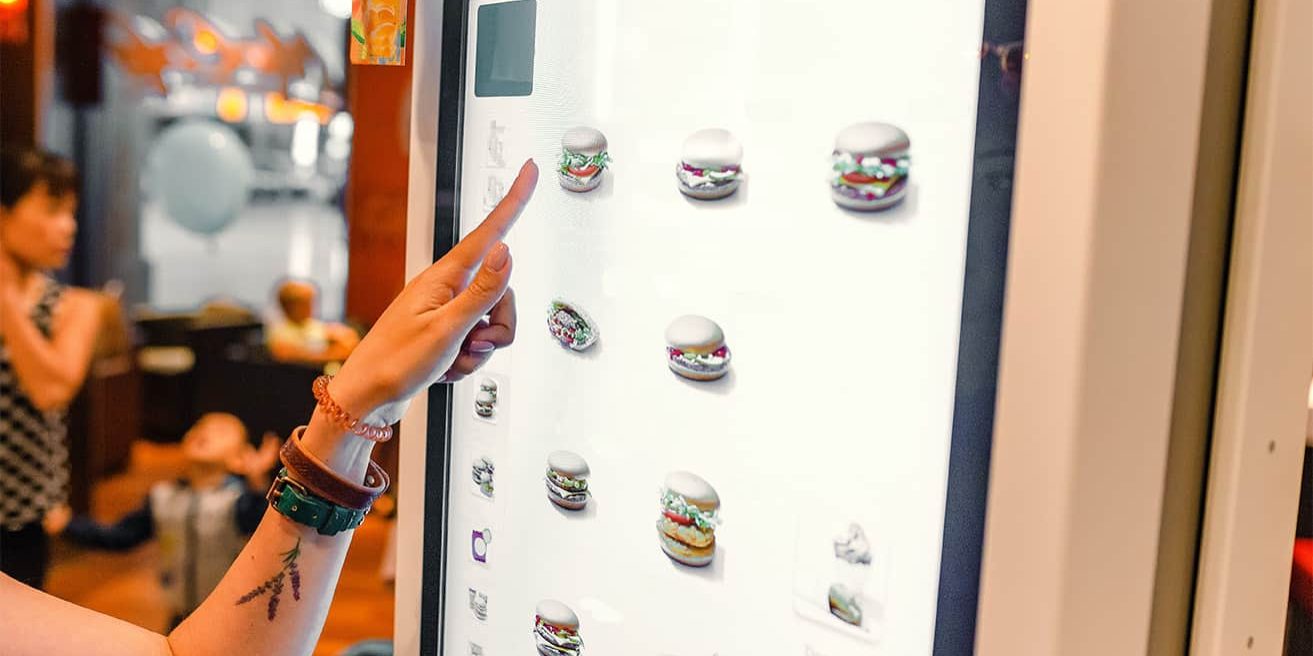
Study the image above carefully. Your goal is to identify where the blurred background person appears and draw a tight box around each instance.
[45,413,278,628]
[0,148,103,590]
[267,279,360,366]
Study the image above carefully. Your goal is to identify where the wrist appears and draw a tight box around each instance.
[324,371,381,421]
[300,409,376,483]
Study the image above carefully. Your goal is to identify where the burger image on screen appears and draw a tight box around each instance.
[831,122,911,211]
[657,471,720,567]
[533,599,583,656]
[545,450,591,510]
[479,377,498,401]
[828,583,863,627]
[474,389,496,418]
[471,457,494,498]
[547,299,598,351]
[558,126,611,193]
[665,315,731,381]
[676,128,743,200]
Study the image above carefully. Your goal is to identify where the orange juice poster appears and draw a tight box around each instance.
[350,0,407,66]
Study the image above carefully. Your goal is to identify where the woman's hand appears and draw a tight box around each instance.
[330,159,538,425]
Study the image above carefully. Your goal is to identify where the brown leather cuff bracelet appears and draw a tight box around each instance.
[279,427,390,511]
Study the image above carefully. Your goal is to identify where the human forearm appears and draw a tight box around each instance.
[1,573,171,656]
[167,408,374,656]
[0,160,537,656]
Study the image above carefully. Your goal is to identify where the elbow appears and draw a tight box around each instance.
[26,380,80,412]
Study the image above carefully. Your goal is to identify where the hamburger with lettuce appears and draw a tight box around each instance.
[558,127,611,193]
[656,471,720,567]
[831,122,910,211]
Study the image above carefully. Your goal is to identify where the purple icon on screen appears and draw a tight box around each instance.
[471,528,492,563]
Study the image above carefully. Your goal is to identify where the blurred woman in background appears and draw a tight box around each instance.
[0,148,103,589]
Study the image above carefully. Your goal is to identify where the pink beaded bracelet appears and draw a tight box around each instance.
[312,375,394,443]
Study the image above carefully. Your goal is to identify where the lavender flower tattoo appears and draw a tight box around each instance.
[236,539,303,621]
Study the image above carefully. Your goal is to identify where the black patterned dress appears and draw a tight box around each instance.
[0,278,69,588]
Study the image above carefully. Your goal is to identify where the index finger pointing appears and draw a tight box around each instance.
[445,159,539,272]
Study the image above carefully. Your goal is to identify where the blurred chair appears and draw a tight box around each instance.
[135,300,319,443]
[136,312,201,442]
[189,321,320,440]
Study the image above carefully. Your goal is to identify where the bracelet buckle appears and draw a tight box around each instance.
[267,468,368,536]
[266,471,309,505]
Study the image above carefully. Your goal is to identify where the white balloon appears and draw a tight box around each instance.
[147,119,254,236]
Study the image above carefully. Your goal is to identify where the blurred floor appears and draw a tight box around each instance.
[142,198,349,320]
[47,440,394,655]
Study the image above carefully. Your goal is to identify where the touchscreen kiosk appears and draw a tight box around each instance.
[422,1,1026,653]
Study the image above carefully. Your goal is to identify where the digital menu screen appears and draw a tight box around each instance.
[431,0,1023,653]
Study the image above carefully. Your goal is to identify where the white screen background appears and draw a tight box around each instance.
[441,1,987,654]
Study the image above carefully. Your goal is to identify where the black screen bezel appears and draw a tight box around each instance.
[420,1,1026,653]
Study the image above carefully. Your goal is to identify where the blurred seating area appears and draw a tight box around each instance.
[66,300,322,512]
[135,307,321,444]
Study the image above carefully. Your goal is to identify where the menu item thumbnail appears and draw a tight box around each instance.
[665,315,731,381]
[471,528,492,563]
[657,471,721,567]
[834,523,873,565]
[533,599,583,656]
[477,380,496,419]
[545,451,591,510]
[829,523,873,627]
[468,588,488,622]
[472,457,495,498]
[828,583,862,626]
[831,122,911,211]
[547,299,598,351]
[677,129,743,200]
[558,127,611,193]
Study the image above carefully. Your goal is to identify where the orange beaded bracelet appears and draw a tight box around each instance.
[312,375,394,443]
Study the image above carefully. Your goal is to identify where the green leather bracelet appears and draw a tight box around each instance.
[267,469,367,536]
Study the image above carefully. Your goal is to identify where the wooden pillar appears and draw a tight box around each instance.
[344,0,417,481]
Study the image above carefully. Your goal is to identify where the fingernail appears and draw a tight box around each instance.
[469,340,496,353]
[485,243,510,272]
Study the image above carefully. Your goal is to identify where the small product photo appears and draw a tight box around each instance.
[533,599,583,656]
[547,299,599,351]
[558,126,611,193]
[471,456,495,500]
[830,122,911,211]
[545,450,591,511]
[474,377,499,421]
[665,315,731,381]
[676,128,744,200]
[657,471,721,567]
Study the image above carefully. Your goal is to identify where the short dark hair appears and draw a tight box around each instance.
[275,278,318,314]
[0,147,79,210]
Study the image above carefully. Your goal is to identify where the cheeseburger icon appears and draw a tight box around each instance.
[830,122,910,211]
[665,315,731,381]
[533,599,583,656]
[544,450,591,511]
[656,471,721,567]
[676,128,743,200]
